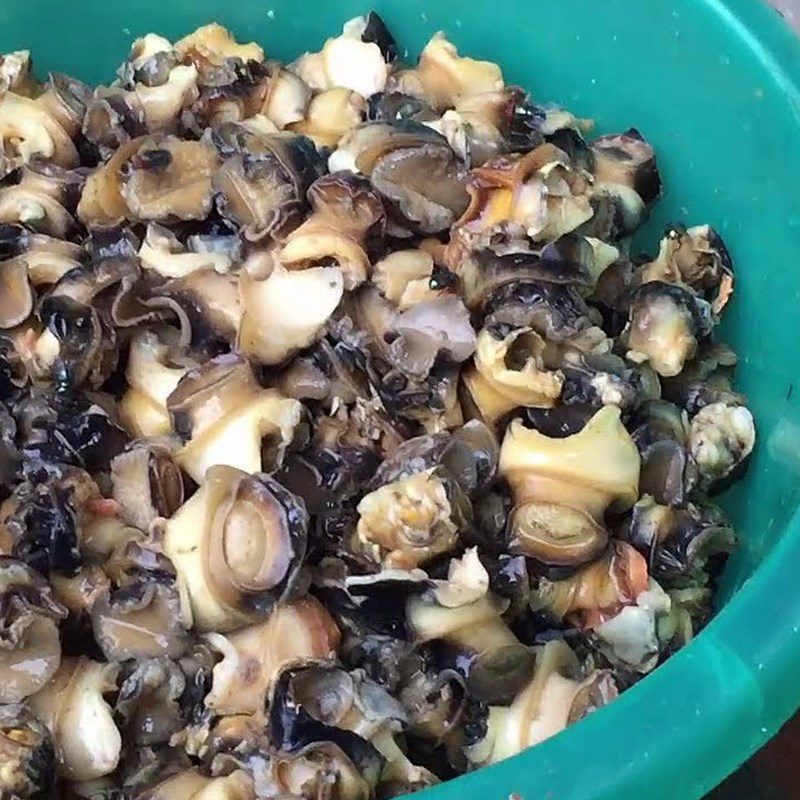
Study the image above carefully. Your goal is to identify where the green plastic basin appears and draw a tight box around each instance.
[3,0,800,797]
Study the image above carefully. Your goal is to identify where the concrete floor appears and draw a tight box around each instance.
[769,0,799,30]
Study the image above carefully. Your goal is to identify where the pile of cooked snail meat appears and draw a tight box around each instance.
[0,12,755,800]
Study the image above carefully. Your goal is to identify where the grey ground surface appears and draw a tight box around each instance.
[769,0,799,30]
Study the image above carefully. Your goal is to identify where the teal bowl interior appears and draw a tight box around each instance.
[3,0,800,797]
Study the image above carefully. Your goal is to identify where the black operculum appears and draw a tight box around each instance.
[361,11,399,62]
[504,92,545,152]
[15,390,128,471]
[268,665,385,778]
[366,92,437,123]
[0,223,29,258]
[9,480,82,575]
[461,697,489,747]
